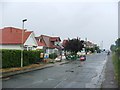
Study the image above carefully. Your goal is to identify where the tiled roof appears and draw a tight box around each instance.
[36,35,61,49]
[0,27,32,44]
[62,39,68,47]
[36,41,46,46]
[50,37,61,41]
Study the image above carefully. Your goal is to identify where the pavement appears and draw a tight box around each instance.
[1,59,69,79]
[101,54,119,89]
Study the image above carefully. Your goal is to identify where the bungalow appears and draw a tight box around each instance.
[0,27,38,50]
[35,35,62,55]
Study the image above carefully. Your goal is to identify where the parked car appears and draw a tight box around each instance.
[80,55,86,61]
[55,55,66,62]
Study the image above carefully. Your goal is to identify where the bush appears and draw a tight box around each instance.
[1,49,43,68]
[112,52,120,86]
[23,50,43,66]
[85,47,95,53]
[115,47,120,55]
[49,53,57,59]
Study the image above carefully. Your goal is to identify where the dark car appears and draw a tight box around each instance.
[66,55,77,60]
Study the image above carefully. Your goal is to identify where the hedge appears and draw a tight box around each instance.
[112,53,120,86]
[1,49,43,68]
[49,53,57,59]
[112,52,120,86]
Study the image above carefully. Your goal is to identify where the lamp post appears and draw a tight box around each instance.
[100,40,103,51]
[21,19,27,67]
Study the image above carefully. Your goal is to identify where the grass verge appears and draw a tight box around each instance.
[112,52,120,86]
[0,63,46,73]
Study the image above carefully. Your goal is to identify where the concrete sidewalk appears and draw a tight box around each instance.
[101,55,118,89]
[1,60,69,79]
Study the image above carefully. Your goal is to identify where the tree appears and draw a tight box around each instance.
[110,44,116,52]
[114,38,120,55]
[115,38,120,47]
[64,38,84,54]
[110,38,120,52]
[94,45,100,52]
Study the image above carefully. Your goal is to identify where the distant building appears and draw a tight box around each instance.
[0,27,38,50]
[84,41,96,48]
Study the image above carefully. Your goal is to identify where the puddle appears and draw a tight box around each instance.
[65,70,74,73]
[2,77,10,81]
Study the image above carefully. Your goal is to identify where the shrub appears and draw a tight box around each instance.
[23,50,43,66]
[49,53,57,59]
[85,47,95,53]
[112,52,120,86]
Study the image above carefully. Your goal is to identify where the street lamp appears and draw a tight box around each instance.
[21,19,27,67]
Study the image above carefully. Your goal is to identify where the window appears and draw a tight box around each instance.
[24,46,27,50]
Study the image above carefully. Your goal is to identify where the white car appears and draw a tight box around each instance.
[80,51,86,56]
[55,55,66,62]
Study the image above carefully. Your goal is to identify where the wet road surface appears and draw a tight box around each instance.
[2,53,107,88]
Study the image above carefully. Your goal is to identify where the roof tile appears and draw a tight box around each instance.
[0,27,32,44]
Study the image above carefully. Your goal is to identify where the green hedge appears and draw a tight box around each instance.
[112,52,120,86]
[1,49,43,68]
[49,53,57,59]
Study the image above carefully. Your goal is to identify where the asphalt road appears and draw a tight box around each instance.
[2,53,107,88]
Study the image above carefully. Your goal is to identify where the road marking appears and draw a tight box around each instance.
[54,75,68,88]
[32,80,43,84]
[54,79,65,88]
[47,78,54,80]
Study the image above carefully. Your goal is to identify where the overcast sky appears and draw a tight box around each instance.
[1,0,119,50]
